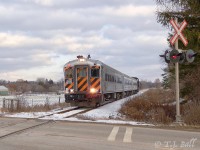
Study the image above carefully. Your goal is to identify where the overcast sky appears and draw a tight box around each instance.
[0,0,169,82]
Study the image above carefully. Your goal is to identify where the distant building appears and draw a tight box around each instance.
[0,86,9,96]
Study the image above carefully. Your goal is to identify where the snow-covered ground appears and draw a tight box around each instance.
[1,90,152,126]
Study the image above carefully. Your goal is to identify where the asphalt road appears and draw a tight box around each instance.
[0,118,200,150]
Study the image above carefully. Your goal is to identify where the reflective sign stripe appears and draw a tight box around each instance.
[90,77,100,92]
[65,82,74,90]
[78,77,88,91]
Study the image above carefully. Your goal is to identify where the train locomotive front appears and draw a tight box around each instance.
[64,55,139,107]
[64,56,102,107]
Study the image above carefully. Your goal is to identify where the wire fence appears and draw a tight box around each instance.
[0,94,65,109]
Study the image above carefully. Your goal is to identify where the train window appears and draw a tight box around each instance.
[77,68,87,77]
[105,74,108,81]
[66,78,72,84]
[65,68,73,78]
[91,69,99,77]
[108,75,111,82]
[111,76,114,82]
[117,77,122,83]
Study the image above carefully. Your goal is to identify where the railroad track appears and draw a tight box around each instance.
[0,120,55,140]
[0,107,92,139]
[38,107,92,120]
[0,120,29,129]
[0,99,120,139]
[37,99,117,120]
[37,106,79,119]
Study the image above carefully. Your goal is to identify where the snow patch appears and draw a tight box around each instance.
[2,90,153,126]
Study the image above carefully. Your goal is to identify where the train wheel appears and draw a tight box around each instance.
[95,103,100,108]
[116,93,121,100]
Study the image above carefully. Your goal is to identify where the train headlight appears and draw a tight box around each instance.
[79,58,85,62]
[70,89,74,93]
[90,88,97,93]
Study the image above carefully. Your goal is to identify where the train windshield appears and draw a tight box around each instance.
[77,67,87,77]
[65,68,73,78]
[91,68,99,77]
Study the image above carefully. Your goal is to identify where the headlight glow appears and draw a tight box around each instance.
[70,89,74,93]
[79,58,85,62]
[90,88,97,93]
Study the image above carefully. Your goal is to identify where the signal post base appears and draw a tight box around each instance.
[175,115,183,124]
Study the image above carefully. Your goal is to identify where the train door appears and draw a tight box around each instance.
[76,66,88,92]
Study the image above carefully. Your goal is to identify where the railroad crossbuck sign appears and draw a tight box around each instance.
[170,19,188,46]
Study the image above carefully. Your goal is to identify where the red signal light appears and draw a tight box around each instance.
[172,55,177,59]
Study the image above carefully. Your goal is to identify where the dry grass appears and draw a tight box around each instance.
[120,89,176,124]
[120,88,200,125]
[182,103,200,125]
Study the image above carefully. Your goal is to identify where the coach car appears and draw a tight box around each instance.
[64,55,139,107]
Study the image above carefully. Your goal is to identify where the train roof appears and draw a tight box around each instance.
[64,57,103,67]
[63,56,136,80]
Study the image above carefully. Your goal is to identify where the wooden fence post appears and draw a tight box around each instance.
[3,98,5,108]
[17,100,20,111]
[11,100,14,112]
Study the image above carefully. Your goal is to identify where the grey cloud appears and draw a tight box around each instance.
[0,0,168,81]
[0,1,159,32]
[0,56,51,72]
[1,0,154,8]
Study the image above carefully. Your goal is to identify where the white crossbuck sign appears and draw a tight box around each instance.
[170,19,188,46]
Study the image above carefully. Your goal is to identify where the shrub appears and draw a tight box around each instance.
[120,89,176,124]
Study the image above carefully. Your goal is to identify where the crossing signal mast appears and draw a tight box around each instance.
[159,18,197,124]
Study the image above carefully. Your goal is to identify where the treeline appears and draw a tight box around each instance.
[0,78,64,94]
[0,78,162,94]
[140,78,162,89]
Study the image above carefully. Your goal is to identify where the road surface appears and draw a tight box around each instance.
[0,118,199,150]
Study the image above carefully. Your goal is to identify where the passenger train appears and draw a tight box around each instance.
[64,55,139,107]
